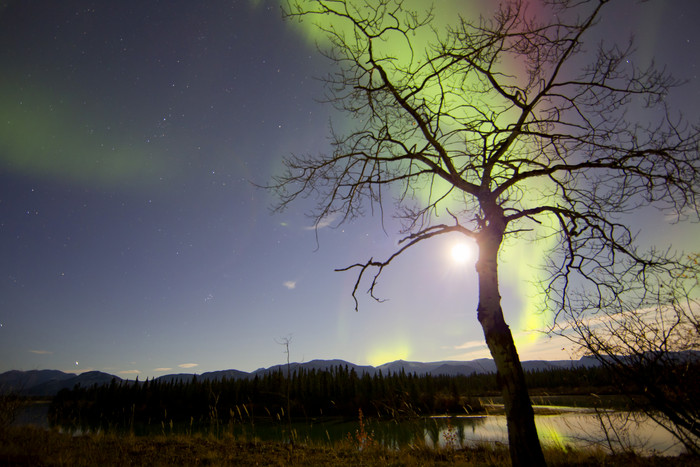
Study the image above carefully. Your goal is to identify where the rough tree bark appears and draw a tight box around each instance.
[476,210,545,465]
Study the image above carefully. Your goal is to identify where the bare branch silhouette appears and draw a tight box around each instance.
[269,1,700,464]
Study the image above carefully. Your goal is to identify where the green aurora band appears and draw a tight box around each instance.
[0,78,168,189]
[282,0,558,359]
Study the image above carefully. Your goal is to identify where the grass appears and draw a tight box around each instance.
[1,425,698,466]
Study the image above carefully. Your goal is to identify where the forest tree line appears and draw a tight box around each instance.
[49,364,618,428]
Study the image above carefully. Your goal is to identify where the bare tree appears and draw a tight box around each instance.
[275,335,294,442]
[553,254,700,454]
[270,0,700,464]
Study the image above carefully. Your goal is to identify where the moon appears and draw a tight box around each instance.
[450,242,474,264]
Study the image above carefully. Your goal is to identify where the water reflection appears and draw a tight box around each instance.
[417,412,685,456]
[18,403,686,456]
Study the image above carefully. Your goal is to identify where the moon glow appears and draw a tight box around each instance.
[450,243,474,264]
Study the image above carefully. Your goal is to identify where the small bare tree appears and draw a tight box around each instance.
[270,1,700,464]
[553,254,700,454]
[275,335,294,442]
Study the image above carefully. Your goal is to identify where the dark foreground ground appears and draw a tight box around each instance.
[1,425,698,466]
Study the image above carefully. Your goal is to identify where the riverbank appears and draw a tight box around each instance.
[2,425,698,466]
[10,399,690,457]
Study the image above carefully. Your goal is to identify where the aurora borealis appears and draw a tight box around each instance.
[1,0,698,378]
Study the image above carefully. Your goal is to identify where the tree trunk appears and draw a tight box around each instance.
[476,223,547,467]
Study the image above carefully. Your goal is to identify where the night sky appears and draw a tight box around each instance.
[1,0,698,379]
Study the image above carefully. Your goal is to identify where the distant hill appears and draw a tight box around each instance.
[1,356,605,396]
[154,373,198,384]
[253,359,377,377]
[8,352,695,396]
[0,369,74,393]
[155,369,251,383]
[8,351,692,396]
[0,370,120,397]
[376,359,497,375]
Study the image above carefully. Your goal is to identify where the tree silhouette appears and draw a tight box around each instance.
[271,1,700,464]
[554,253,700,454]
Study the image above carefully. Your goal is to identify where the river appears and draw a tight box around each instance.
[13,402,687,456]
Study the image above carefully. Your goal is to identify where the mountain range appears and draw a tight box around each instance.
[0,356,602,397]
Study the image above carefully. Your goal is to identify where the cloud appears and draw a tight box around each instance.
[450,348,492,361]
[452,340,487,351]
[448,340,490,360]
[178,363,199,369]
[283,280,296,290]
[518,335,577,360]
[153,367,172,372]
[29,349,53,355]
[119,370,141,375]
[304,213,338,230]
